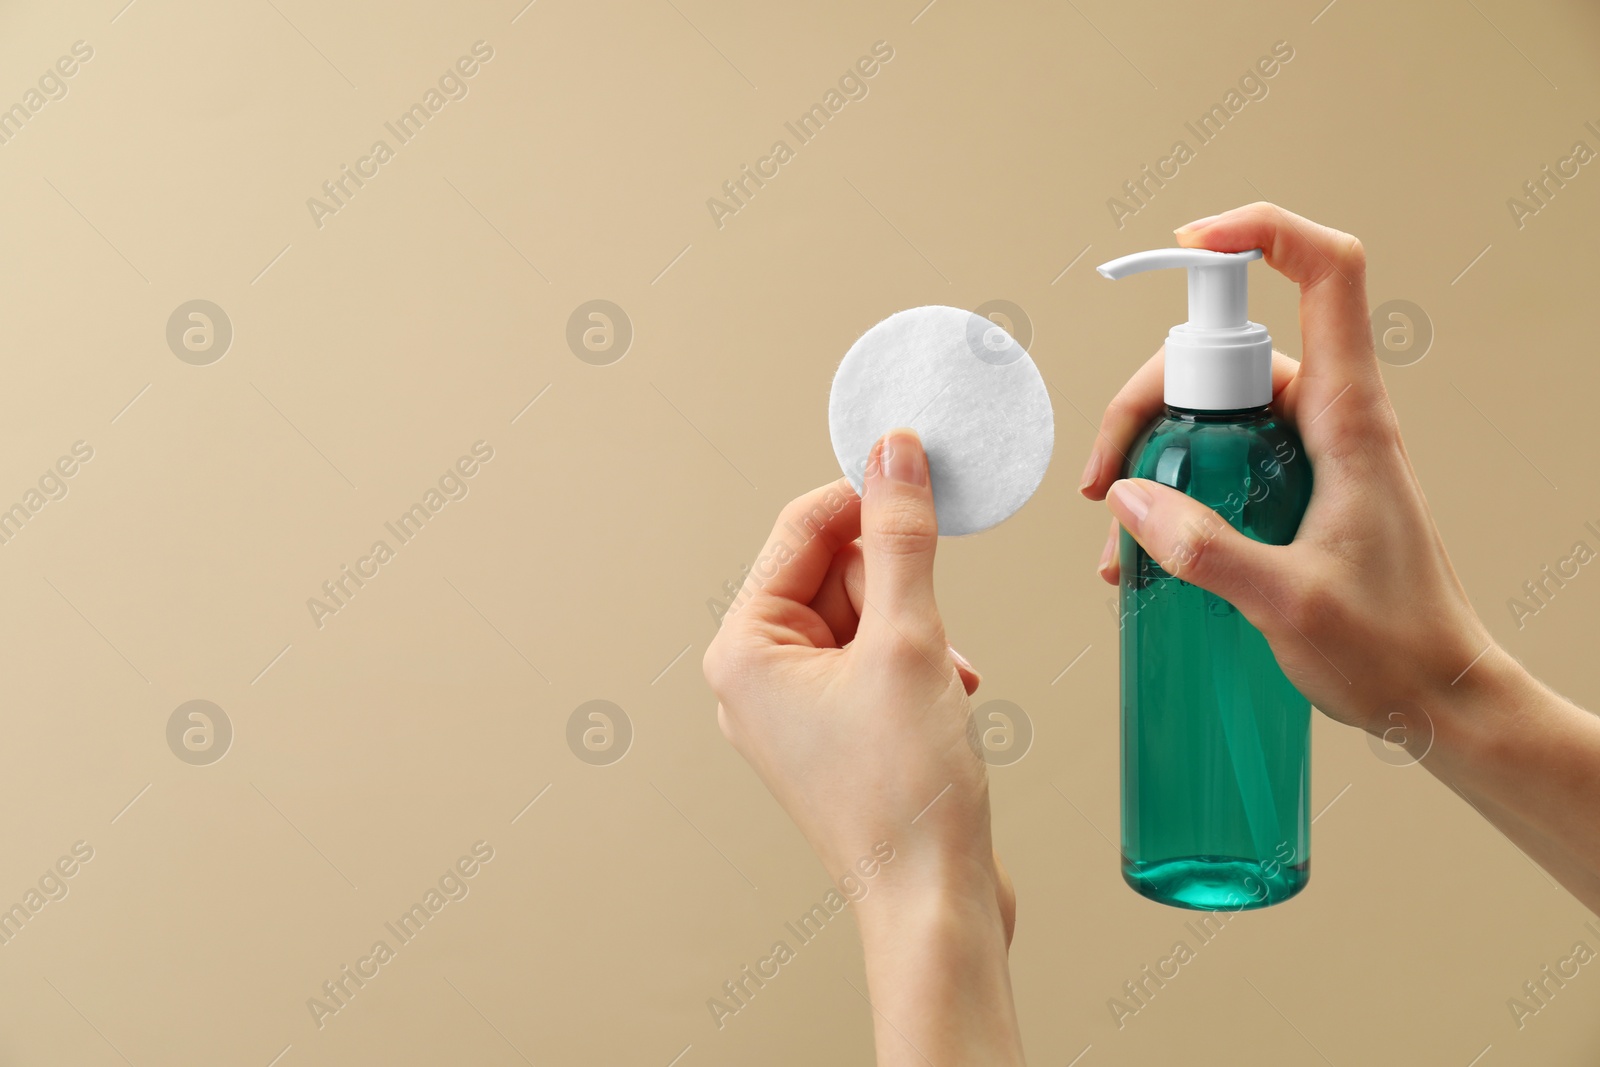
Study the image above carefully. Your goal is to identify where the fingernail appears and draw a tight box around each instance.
[881,428,927,487]
[1098,531,1116,574]
[864,436,884,488]
[1175,213,1221,235]
[1107,480,1152,530]
[948,644,975,672]
[1078,449,1100,494]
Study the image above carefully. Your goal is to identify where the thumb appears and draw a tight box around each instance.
[1105,478,1285,614]
[858,428,946,657]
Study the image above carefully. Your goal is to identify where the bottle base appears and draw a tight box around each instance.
[1122,855,1308,911]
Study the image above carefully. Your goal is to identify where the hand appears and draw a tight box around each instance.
[702,428,1024,1065]
[703,427,1007,931]
[1082,202,1600,914]
[1081,201,1491,736]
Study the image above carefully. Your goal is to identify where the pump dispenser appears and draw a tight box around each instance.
[1097,248,1272,410]
[1096,244,1313,911]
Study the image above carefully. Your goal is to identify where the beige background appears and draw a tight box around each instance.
[0,0,1597,1063]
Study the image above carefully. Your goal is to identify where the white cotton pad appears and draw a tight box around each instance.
[828,305,1055,536]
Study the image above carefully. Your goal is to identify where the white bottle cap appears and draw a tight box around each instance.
[1096,248,1272,411]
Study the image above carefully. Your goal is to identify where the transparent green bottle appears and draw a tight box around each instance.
[1097,248,1313,910]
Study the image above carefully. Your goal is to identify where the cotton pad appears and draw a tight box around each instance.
[828,306,1054,536]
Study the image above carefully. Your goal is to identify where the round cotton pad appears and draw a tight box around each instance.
[829,306,1054,536]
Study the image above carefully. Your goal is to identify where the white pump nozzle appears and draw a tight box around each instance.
[1097,247,1273,411]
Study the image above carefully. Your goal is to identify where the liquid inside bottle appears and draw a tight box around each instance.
[1119,405,1313,910]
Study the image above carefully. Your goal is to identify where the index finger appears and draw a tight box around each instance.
[730,477,861,611]
[1176,202,1378,401]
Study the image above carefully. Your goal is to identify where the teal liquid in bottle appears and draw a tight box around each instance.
[1119,407,1311,909]
[1096,246,1313,910]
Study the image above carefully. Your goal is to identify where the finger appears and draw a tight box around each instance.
[857,428,946,659]
[1105,477,1285,615]
[949,645,981,695]
[736,478,861,611]
[1097,515,1120,585]
[808,541,864,646]
[1077,346,1163,499]
[844,543,866,616]
[993,847,1016,950]
[811,548,971,687]
[1080,349,1300,500]
[1174,202,1384,431]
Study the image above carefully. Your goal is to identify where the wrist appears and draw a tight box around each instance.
[853,864,1026,1067]
[1416,642,1540,777]
[856,866,1005,947]
[852,841,1003,939]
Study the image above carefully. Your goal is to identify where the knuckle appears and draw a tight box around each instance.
[1165,512,1226,582]
[1370,403,1403,451]
[875,623,951,677]
[1321,401,1403,465]
[701,639,740,698]
[1258,200,1289,226]
[700,642,724,692]
[1280,574,1338,637]
[1173,530,1211,580]
[1336,232,1367,274]
[776,495,823,538]
[715,703,739,746]
[1102,396,1137,435]
[871,499,938,555]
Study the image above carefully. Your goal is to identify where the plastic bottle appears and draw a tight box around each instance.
[1096,247,1313,910]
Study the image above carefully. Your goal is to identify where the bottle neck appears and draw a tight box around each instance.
[1163,403,1272,424]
